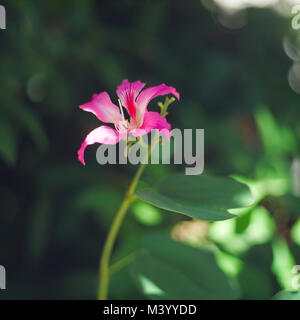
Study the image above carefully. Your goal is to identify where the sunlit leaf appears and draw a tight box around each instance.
[209,206,275,255]
[131,200,163,226]
[272,238,296,291]
[291,219,300,246]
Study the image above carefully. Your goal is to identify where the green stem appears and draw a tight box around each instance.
[97,97,171,300]
[98,162,147,300]
[109,252,136,276]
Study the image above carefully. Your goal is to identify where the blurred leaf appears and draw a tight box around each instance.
[273,290,300,300]
[0,117,17,165]
[2,98,48,152]
[238,243,280,299]
[235,209,252,234]
[239,264,274,299]
[130,232,239,299]
[209,206,275,255]
[55,186,123,241]
[232,174,289,204]
[243,206,275,244]
[73,186,123,227]
[74,186,123,215]
[291,218,300,246]
[137,174,253,221]
[110,264,145,300]
[272,238,296,290]
[255,105,297,157]
[280,194,300,217]
[26,192,52,266]
[54,270,97,300]
[131,200,163,226]
[38,164,113,190]
[215,250,243,278]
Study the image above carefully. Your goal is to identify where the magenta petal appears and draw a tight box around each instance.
[79,92,121,124]
[78,126,127,165]
[132,111,171,139]
[78,141,88,166]
[136,83,180,124]
[116,79,146,120]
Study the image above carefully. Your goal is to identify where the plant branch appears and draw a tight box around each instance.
[98,162,147,300]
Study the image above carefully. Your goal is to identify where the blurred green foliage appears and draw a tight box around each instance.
[0,0,300,299]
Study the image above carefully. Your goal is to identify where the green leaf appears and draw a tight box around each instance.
[273,290,300,300]
[291,219,300,246]
[272,238,296,291]
[238,243,280,299]
[110,264,145,300]
[131,200,163,226]
[130,232,239,299]
[254,105,297,157]
[136,174,253,221]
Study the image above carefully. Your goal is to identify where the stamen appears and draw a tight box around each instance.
[118,99,126,123]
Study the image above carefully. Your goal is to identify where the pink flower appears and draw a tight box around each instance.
[78,79,180,165]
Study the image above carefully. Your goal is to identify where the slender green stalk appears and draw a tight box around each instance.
[98,162,147,300]
[98,97,175,300]
[109,252,136,276]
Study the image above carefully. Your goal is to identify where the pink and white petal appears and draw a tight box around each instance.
[78,125,127,165]
[132,111,171,139]
[79,92,121,124]
[135,83,180,123]
[116,79,146,120]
